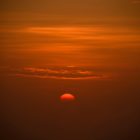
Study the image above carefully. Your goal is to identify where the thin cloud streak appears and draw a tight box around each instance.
[1,26,139,48]
[25,26,140,43]
[2,26,138,44]
[14,73,108,80]
[23,67,93,75]
[3,66,110,80]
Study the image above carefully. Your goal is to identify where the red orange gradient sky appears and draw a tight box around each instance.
[1,1,140,140]
[1,0,140,68]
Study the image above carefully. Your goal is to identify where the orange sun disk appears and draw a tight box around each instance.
[60,93,75,102]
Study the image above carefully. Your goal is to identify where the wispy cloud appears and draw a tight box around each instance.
[14,73,107,80]
[1,26,139,42]
[4,66,110,80]
[23,67,93,75]
[24,26,140,42]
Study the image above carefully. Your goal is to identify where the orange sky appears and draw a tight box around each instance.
[1,1,140,140]
[0,0,140,72]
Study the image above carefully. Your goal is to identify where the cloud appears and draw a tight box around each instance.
[1,25,139,48]
[7,66,109,80]
[14,73,106,80]
[23,67,93,75]
[22,26,140,43]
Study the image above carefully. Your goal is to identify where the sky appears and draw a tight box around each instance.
[1,0,140,66]
[1,0,140,27]
[1,1,140,140]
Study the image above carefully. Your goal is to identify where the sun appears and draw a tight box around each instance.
[60,93,76,102]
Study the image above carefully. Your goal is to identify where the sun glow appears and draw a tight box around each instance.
[60,93,76,102]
